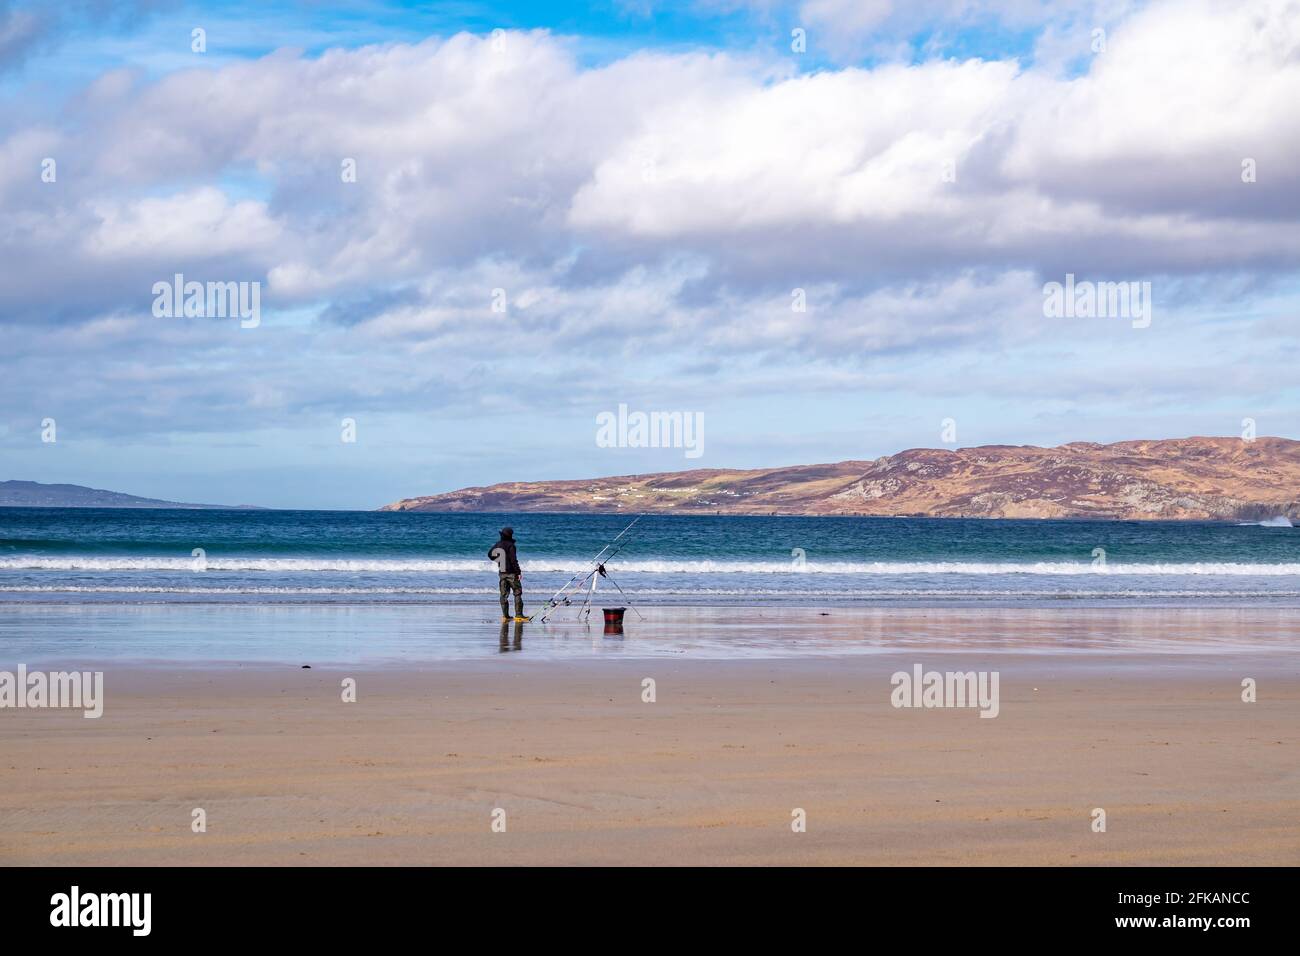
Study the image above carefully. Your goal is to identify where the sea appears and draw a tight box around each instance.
[3,509,1298,663]
[2,507,1298,608]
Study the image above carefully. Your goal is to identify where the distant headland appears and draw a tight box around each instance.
[381,437,1300,521]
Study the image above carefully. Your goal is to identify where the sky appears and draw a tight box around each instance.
[1,0,1298,509]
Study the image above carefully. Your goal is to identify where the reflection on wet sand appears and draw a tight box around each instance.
[498,619,524,652]
[2,603,1298,666]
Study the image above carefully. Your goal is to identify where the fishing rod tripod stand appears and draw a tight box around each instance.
[574,562,644,624]
[535,515,648,624]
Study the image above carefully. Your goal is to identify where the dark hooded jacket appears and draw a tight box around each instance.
[489,528,521,575]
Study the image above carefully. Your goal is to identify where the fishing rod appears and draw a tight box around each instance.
[538,516,643,621]
[537,513,644,622]
[538,513,641,604]
[572,532,647,623]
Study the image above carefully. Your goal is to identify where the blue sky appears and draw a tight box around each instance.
[2,0,1298,509]
[1,1,1047,82]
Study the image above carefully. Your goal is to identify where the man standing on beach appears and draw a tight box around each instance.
[489,527,525,622]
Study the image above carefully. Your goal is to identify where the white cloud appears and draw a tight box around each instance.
[572,0,1300,275]
[85,187,282,260]
[569,58,1021,234]
[2,0,1299,457]
[8,1,1296,310]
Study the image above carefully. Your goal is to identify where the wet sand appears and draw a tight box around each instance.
[4,603,1300,665]
[2,652,1297,865]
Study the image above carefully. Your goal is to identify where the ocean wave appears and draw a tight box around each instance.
[0,585,492,594]
[2,556,1300,575]
[2,585,1299,598]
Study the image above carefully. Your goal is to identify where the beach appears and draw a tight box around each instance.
[2,607,1296,866]
[3,509,1297,866]
[6,0,1300,902]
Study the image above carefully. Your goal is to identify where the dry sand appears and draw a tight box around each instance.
[2,654,1296,865]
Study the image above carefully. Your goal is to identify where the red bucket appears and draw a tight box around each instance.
[602,607,627,632]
